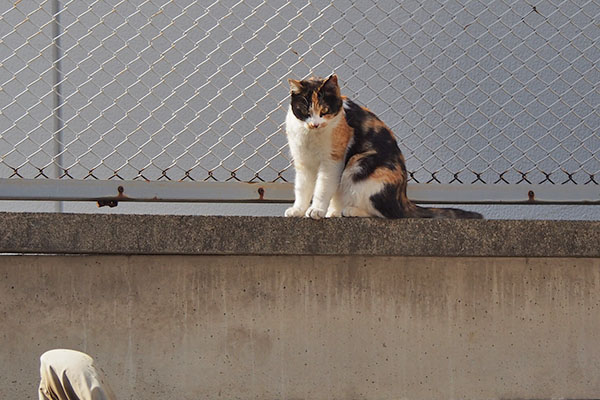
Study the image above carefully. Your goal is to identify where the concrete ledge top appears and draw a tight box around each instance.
[1,212,599,257]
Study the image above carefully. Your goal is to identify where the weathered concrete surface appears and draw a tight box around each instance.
[2,255,600,400]
[1,212,600,256]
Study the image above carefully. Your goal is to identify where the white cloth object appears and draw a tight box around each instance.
[38,349,117,400]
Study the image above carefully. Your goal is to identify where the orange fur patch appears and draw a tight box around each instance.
[311,90,324,116]
[330,117,353,161]
[371,167,402,184]
[346,150,377,167]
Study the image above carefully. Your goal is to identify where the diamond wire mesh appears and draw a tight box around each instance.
[1,0,599,188]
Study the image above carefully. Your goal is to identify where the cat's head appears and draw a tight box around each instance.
[288,74,343,130]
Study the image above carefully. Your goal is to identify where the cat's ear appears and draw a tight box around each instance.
[324,74,338,87]
[288,79,303,94]
[321,74,340,95]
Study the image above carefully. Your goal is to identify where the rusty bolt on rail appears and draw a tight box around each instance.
[528,190,535,202]
[97,199,118,208]
[258,187,265,201]
[97,185,125,208]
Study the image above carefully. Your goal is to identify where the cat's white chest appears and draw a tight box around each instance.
[285,107,333,164]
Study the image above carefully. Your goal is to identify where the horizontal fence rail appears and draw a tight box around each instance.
[0,0,599,204]
[2,178,599,206]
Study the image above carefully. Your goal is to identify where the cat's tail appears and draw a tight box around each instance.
[409,205,484,219]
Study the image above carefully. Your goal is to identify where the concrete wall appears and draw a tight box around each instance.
[2,254,600,400]
[1,212,600,399]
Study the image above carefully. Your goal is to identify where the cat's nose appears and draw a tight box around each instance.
[308,122,320,129]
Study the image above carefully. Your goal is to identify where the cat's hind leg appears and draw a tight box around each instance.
[339,154,403,218]
[338,166,385,218]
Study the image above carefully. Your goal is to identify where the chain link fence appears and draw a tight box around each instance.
[1,0,599,200]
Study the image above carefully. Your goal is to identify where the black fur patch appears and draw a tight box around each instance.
[370,183,404,218]
[290,92,311,121]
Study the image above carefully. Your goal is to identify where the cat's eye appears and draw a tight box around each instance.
[320,107,329,116]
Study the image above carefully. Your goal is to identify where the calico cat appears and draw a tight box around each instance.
[284,74,483,220]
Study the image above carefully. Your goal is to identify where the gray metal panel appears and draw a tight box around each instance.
[1,178,598,204]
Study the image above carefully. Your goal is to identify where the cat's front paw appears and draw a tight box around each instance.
[306,206,326,220]
[285,206,306,217]
[326,209,342,218]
